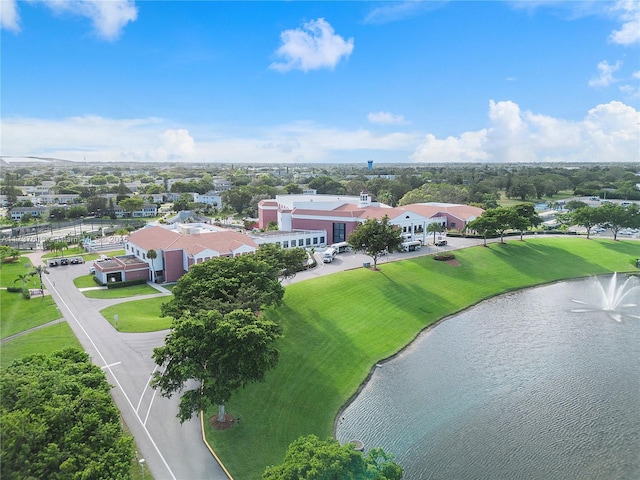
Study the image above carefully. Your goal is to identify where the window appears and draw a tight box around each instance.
[283,241,289,248]
[298,239,304,246]
[306,238,311,246]
[313,237,317,244]
[143,253,146,259]
[320,236,325,244]
[333,223,346,243]
[450,222,456,228]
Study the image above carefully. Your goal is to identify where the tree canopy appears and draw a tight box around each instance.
[254,243,308,280]
[161,254,284,319]
[152,309,282,422]
[0,349,134,480]
[262,435,403,480]
[348,215,404,270]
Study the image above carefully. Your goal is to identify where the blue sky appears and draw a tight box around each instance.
[1,0,639,164]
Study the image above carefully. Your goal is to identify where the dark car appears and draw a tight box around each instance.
[435,240,447,247]
[48,260,59,267]
[60,258,69,265]
[70,257,82,264]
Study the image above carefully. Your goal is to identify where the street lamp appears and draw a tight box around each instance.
[138,458,146,479]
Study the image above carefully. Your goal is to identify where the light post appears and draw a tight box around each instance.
[138,458,145,479]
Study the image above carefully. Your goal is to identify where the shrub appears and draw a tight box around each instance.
[22,288,31,299]
[106,278,147,289]
[433,253,456,261]
[6,286,22,293]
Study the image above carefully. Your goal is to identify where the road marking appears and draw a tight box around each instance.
[51,280,178,480]
[143,388,158,427]
[101,361,121,369]
[136,367,158,414]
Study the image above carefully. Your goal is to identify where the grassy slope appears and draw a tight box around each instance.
[206,238,640,479]
[99,297,171,332]
[0,322,81,367]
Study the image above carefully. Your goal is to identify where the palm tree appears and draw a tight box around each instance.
[13,273,31,289]
[30,264,50,298]
[427,221,445,243]
[147,249,158,283]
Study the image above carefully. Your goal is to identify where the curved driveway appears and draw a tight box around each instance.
[28,252,229,480]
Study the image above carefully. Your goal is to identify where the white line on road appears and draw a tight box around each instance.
[50,278,178,480]
[101,361,121,369]
[136,366,158,414]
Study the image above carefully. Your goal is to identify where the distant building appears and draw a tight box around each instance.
[9,206,49,221]
[258,193,483,245]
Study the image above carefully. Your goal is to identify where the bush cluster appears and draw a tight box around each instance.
[106,278,147,289]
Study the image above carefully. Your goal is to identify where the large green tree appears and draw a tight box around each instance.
[254,243,308,281]
[598,202,638,240]
[0,349,134,480]
[152,309,282,422]
[511,204,542,240]
[161,254,284,319]
[571,206,601,239]
[118,196,145,218]
[262,435,403,480]
[348,215,403,270]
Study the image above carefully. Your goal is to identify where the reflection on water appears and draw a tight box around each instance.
[336,276,640,480]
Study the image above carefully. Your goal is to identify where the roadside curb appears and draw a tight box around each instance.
[200,411,234,480]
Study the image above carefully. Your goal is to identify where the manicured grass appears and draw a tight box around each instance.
[82,284,160,299]
[82,249,126,261]
[41,246,86,259]
[1,322,81,367]
[74,274,99,288]
[100,297,171,332]
[0,257,38,288]
[0,290,62,339]
[205,238,640,479]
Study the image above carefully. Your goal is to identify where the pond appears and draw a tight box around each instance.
[336,275,640,479]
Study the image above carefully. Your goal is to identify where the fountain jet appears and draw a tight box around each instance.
[571,273,640,322]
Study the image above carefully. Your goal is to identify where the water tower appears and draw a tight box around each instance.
[367,160,373,171]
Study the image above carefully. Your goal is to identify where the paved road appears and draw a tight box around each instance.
[27,252,229,480]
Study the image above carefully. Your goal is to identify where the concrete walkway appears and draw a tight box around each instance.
[0,318,65,345]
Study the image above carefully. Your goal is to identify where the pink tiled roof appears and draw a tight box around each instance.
[127,226,258,256]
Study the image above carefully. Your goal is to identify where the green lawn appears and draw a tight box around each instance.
[1,291,62,339]
[1,322,81,367]
[99,297,171,332]
[205,238,640,479]
[82,284,161,299]
[74,274,99,288]
[0,257,39,288]
[42,248,126,261]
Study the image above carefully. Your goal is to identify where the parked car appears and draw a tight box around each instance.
[48,260,59,267]
[88,266,96,274]
[435,240,448,246]
[60,258,69,265]
[70,257,83,264]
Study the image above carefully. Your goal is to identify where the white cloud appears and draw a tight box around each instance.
[2,102,638,164]
[367,111,410,125]
[1,0,20,32]
[363,0,445,25]
[608,0,640,45]
[270,18,354,72]
[4,0,137,40]
[589,60,622,87]
[0,115,420,164]
[410,100,639,163]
